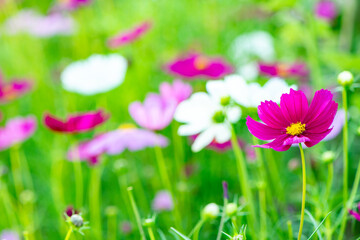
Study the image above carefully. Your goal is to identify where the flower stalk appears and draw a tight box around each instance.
[297,143,306,240]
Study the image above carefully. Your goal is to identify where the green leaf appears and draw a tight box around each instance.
[306,211,332,240]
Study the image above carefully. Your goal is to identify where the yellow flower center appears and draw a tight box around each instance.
[118,123,136,130]
[277,63,289,77]
[194,56,209,70]
[286,122,306,136]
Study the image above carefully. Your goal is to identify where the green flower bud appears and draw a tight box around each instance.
[212,111,226,123]
[220,96,231,106]
[225,203,238,217]
[202,203,219,220]
[321,151,335,164]
[337,71,354,86]
[143,218,155,227]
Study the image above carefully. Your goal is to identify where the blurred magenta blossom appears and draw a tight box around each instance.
[61,54,128,95]
[258,62,309,81]
[5,10,75,37]
[165,53,233,79]
[315,1,337,21]
[349,203,360,221]
[57,0,92,10]
[0,73,32,104]
[0,116,37,150]
[0,230,20,240]
[107,21,152,48]
[246,89,338,151]
[159,79,192,105]
[152,190,174,212]
[65,205,79,217]
[129,93,177,131]
[43,109,109,134]
[67,125,169,164]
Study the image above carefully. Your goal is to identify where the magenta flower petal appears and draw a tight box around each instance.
[315,1,337,21]
[107,21,152,48]
[349,210,360,222]
[258,100,289,129]
[129,93,176,130]
[165,53,233,79]
[44,110,109,134]
[280,89,309,123]
[246,89,337,151]
[0,77,32,104]
[323,109,345,141]
[258,62,309,80]
[246,116,283,140]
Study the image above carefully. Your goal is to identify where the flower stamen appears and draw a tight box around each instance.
[286,122,306,136]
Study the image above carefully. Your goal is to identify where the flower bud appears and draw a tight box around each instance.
[337,71,354,86]
[220,96,231,106]
[225,203,238,217]
[202,203,219,220]
[143,218,155,227]
[321,151,335,164]
[70,214,84,227]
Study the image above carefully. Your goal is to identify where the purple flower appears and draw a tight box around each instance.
[152,190,174,212]
[107,21,152,48]
[323,109,345,141]
[120,221,132,235]
[0,116,37,150]
[0,230,20,240]
[246,89,338,151]
[5,10,75,37]
[67,125,168,164]
[315,1,337,21]
[165,53,233,80]
[65,205,79,217]
[349,203,360,221]
[129,93,177,131]
[159,79,192,105]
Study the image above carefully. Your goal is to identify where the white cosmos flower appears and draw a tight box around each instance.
[230,31,275,81]
[174,91,241,152]
[61,54,127,95]
[212,74,297,108]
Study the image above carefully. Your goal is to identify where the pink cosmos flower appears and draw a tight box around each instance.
[0,73,32,104]
[0,230,20,240]
[107,21,152,48]
[67,125,168,164]
[246,89,338,151]
[349,203,360,221]
[152,190,174,212]
[315,1,337,21]
[159,79,192,105]
[129,93,177,131]
[5,10,75,37]
[43,110,109,134]
[0,116,37,150]
[258,62,309,80]
[57,0,91,10]
[165,53,233,79]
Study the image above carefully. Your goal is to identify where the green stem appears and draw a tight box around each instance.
[89,166,102,240]
[230,126,255,229]
[10,146,24,199]
[287,220,293,240]
[216,198,228,240]
[189,219,204,240]
[127,187,146,240]
[73,160,83,209]
[325,163,334,240]
[259,187,267,240]
[147,227,156,240]
[23,231,30,240]
[339,0,357,51]
[338,87,349,240]
[64,227,72,240]
[297,144,306,240]
[106,212,117,240]
[154,145,172,191]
